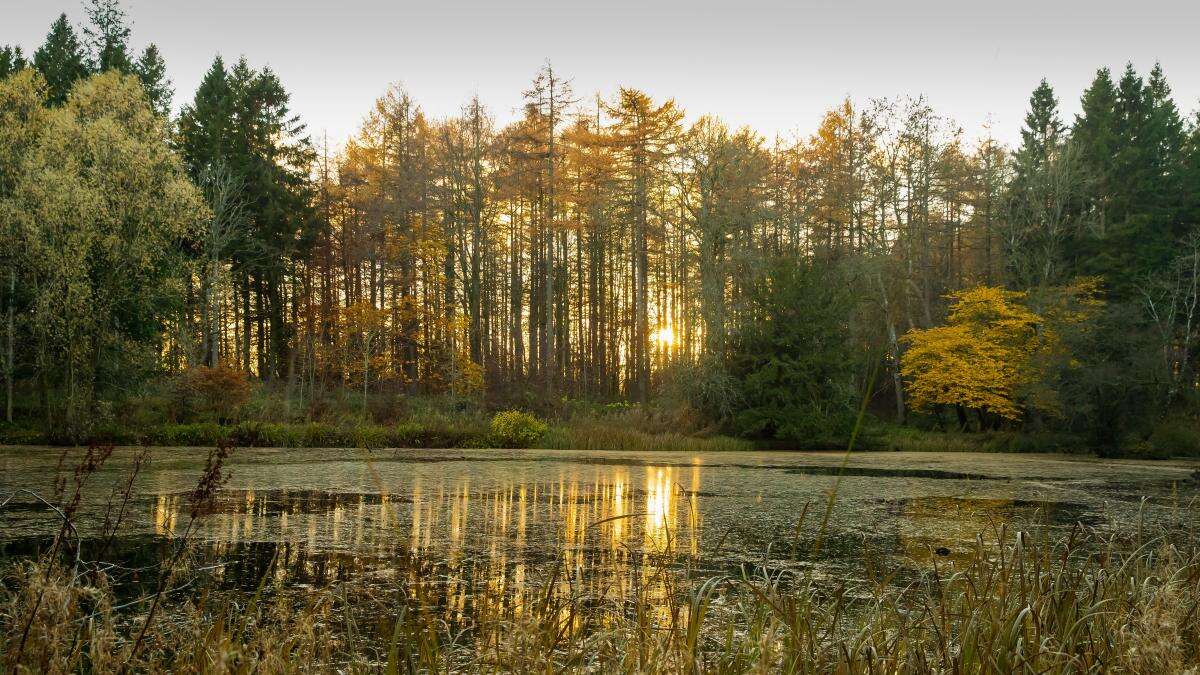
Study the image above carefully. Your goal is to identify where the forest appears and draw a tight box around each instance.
[2,0,1199,457]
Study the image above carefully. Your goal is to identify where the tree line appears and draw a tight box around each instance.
[2,1,1198,449]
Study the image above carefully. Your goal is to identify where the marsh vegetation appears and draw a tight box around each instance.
[2,445,1198,671]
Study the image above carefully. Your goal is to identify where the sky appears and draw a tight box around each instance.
[6,0,1199,149]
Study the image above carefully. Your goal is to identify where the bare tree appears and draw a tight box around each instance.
[198,161,246,368]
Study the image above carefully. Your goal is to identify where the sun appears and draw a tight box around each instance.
[652,326,675,347]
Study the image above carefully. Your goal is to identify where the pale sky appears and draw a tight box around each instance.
[6,0,1199,149]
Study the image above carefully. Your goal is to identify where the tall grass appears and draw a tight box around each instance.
[543,419,754,453]
[3,522,1197,672]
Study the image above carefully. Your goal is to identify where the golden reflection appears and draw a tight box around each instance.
[153,494,177,536]
[898,496,1016,565]
[645,467,677,553]
[143,462,706,636]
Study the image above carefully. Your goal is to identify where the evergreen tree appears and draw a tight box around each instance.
[32,14,89,105]
[1183,113,1200,232]
[1100,63,1188,296]
[134,44,172,116]
[178,56,233,178]
[1110,64,1148,228]
[1016,79,1063,168]
[0,46,28,79]
[83,0,133,73]
[1006,79,1079,291]
[1142,63,1186,230]
[1072,69,1118,228]
[178,56,314,378]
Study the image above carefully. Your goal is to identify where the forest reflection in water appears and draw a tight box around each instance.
[144,465,707,628]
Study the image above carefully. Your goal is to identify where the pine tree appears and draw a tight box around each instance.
[1142,63,1186,227]
[1183,114,1200,233]
[1016,79,1063,169]
[0,46,28,79]
[134,44,171,116]
[1101,63,1188,296]
[178,57,232,178]
[1006,79,1078,291]
[179,56,314,377]
[1072,69,1117,229]
[33,14,89,105]
[84,0,133,73]
[1110,64,1148,227]
[1067,69,1118,280]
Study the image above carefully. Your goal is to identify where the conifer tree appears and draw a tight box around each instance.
[33,14,89,105]
[1183,114,1200,232]
[1006,79,1079,292]
[1016,79,1063,168]
[1142,63,1186,230]
[134,44,172,116]
[0,46,28,79]
[178,56,314,377]
[1100,63,1188,296]
[178,56,233,177]
[1065,69,1119,281]
[1072,69,1117,229]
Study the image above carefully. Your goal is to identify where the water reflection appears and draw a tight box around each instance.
[4,448,1196,637]
[140,464,713,631]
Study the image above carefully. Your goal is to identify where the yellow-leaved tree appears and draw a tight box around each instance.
[901,286,1044,423]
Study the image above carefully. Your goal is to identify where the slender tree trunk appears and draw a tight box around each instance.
[5,266,13,423]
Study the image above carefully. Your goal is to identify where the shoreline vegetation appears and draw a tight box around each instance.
[1,383,1197,458]
[0,421,1084,455]
[3,382,1198,457]
[5,522,1198,672]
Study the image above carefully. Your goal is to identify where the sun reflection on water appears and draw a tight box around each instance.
[143,462,704,633]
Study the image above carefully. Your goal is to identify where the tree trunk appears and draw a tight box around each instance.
[5,266,13,423]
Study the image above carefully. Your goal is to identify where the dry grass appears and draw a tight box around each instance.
[2,523,1197,673]
[2,437,1198,672]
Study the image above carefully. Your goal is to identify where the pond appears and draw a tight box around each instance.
[1,446,1197,633]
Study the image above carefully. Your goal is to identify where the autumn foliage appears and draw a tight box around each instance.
[171,364,252,423]
[901,282,1102,424]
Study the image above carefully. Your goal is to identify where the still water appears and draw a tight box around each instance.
[1,446,1197,627]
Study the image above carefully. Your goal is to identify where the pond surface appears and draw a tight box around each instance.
[1,446,1198,629]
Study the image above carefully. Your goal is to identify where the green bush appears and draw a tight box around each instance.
[1122,438,1172,460]
[145,423,227,446]
[722,259,860,443]
[1149,420,1200,457]
[543,422,752,452]
[489,411,547,448]
[0,423,45,445]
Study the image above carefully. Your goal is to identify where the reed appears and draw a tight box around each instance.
[2,512,1197,672]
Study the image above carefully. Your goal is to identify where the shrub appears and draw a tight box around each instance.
[1123,438,1172,460]
[722,259,860,443]
[543,421,753,452]
[145,423,227,446]
[169,365,252,423]
[0,423,45,445]
[489,410,547,448]
[1149,420,1200,458]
